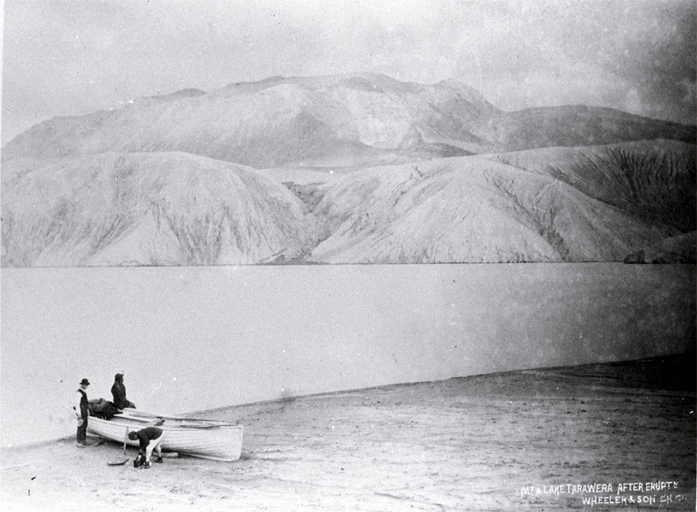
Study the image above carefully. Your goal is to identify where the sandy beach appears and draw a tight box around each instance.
[1,353,694,512]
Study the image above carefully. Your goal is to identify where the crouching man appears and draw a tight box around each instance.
[128,426,164,469]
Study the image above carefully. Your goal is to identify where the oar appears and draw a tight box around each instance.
[106,427,130,466]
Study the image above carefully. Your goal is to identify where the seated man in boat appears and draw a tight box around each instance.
[111,373,136,410]
[128,426,164,469]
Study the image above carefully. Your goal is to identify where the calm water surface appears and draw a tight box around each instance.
[2,263,694,446]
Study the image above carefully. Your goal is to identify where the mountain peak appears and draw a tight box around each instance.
[2,72,695,167]
[217,72,427,96]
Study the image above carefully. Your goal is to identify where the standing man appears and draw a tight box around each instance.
[111,373,136,410]
[73,378,90,447]
[128,427,164,468]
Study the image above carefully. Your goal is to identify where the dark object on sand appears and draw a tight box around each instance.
[106,458,129,466]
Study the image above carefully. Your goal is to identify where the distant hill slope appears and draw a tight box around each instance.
[624,231,697,264]
[490,106,696,151]
[1,153,312,266]
[483,139,696,233]
[304,140,695,264]
[3,140,691,266]
[3,73,694,168]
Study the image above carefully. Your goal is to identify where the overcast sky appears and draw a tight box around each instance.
[2,0,695,143]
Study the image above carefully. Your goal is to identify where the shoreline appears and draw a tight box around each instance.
[2,353,694,511]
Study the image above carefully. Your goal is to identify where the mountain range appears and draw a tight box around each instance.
[2,72,695,266]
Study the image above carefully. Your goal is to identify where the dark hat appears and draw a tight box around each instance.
[115,373,124,379]
[80,378,90,386]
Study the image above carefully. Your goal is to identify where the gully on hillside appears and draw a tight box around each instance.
[2,74,695,267]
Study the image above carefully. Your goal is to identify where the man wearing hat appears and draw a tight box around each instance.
[73,378,90,447]
[111,373,136,410]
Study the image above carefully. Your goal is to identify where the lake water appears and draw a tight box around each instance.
[2,263,694,446]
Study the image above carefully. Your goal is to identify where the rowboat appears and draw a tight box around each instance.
[87,409,243,461]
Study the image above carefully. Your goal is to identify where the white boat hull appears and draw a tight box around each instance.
[87,411,243,461]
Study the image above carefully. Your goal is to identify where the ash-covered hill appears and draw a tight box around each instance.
[3,73,694,168]
[2,140,694,266]
[1,152,313,266]
[0,73,486,168]
[2,73,695,267]
[303,140,695,264]
[489,106,696,152]
[483,139,696,233]
[624,231,697,264]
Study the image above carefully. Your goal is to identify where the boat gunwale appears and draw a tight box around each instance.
[89,406,239,426]
[117,408,237,425]
[90,415,242,431]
